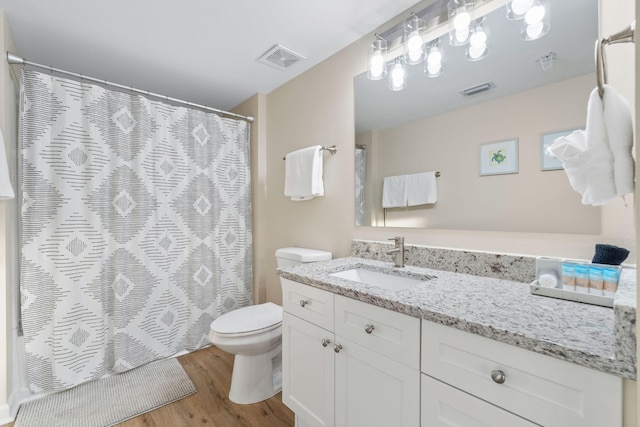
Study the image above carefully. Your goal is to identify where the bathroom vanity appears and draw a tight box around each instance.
[278,256,636,427]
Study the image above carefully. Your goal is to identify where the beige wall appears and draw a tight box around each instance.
[364,74,601,234]
[0,10,19,421]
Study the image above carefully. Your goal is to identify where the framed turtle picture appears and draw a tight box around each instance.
[479,138,519,176]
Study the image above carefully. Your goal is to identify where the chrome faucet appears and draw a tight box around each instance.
[386,237,405,268]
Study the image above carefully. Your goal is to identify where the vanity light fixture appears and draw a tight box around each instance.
[466,17,490,61]
[367,34,388,80]
[404,13,427,65]
[389,57,407,91]
[425,39,444,77]
[521,0,550,41]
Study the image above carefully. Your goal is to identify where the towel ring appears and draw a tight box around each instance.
[596,21,635,98]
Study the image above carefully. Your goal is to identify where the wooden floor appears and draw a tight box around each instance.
[3,346,295,427]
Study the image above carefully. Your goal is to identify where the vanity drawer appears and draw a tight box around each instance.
[335,295,419,370]
[421,320,622,427]
[421,374,537,427]
[281,278,334,331]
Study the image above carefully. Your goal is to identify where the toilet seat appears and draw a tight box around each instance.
[210,302,283,336]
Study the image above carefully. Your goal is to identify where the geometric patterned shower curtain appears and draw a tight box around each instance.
[19,69,252,393]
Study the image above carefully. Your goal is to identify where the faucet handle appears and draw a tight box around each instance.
[388,236,404,244]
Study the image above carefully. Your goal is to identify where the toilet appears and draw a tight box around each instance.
[208,247,332,404]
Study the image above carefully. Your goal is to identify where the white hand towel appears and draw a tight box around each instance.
[581,87,616,206]
[382,175,407,208]
[602,84,635,197]
[406,171,437,206]
[284,145,324,201]
[0,130,14,199]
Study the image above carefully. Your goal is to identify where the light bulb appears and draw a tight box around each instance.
[453,8,471,30]
[407,31,422,52]
[369,53,384,78]
[455,27,470,43]
[525,4,545,25]
[427,62,442,75]
[468,44,487,59]
[526,21,544,39]
[469,30,487,47]
[427,50,442,65]
[391,63,405,89]
[510,0,533,16]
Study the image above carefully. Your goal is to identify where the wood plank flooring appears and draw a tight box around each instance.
[3,346,295,427]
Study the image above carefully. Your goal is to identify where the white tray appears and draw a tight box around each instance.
[529,281,614,308]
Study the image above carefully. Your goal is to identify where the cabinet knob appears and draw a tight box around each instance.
[321,338,331,347]
[299,300,309,307]
[364,324,375,334]
[491,370,506,384]
[333,344,343,353]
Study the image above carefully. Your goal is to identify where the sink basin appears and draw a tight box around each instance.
[330,268,429,291]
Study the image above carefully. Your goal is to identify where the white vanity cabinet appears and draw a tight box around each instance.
[421,320,623,427]
[281,278,420,427]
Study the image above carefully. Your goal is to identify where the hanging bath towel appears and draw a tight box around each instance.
[284,145,324,201]
[407,171,437,206]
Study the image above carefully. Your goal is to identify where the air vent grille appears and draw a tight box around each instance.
[461,82,493,97]
[258,44,306,70]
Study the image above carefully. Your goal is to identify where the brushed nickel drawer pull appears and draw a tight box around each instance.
[300,300,309,307]
[491,370,506,384]
[321,338,331,347]
[334,344,343,353]
[364,324,375,334]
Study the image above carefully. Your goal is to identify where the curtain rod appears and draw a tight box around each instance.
[6,52,254,123]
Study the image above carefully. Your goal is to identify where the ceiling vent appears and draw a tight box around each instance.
[461,82,493,97]
[258,44,306,71]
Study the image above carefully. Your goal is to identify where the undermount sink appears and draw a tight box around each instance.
[330,268,430,291]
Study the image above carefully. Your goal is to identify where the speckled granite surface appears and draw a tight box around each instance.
[277,257,637,379]
[352,240,536,283]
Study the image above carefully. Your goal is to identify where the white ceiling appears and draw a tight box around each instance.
[0,0,421,112]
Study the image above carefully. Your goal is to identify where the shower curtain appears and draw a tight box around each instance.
[354,147,367,226]
[19,69,252,393]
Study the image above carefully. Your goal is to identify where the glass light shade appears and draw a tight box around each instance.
[506,0,534,20]
[367,36,388,80]
[466,18,489,61]
[448,0,473,46]
[424,43,443,78]
[389,59,407,91]
[404,14,426,65]
[520,1,549,40]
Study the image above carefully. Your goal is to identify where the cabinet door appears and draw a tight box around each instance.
[282,312,335,427]
[335,337,419,427]
[422,375,538,427]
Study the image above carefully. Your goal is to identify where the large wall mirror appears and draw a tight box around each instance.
[354,0,601,233]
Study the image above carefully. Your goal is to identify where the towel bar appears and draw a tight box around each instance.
[282,145,337,160]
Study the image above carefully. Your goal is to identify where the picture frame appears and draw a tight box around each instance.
[479,138,518,176]
[541,128,582,171]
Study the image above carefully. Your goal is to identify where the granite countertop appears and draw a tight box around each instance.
[277,257,637,379]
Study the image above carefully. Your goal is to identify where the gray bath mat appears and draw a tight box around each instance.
[15,358,196,427]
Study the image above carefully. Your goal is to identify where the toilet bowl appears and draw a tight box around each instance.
[209,247,332,404]
[209,302,283,404]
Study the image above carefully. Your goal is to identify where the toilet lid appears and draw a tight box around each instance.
[210,302,283,334]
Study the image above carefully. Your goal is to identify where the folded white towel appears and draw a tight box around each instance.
[407,171,437,206]
[284,145,324,201]
[581,87,616,206]
[602,84,635,197]
[382,175,407,208]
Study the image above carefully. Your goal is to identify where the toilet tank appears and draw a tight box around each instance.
[275,247,332,268]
